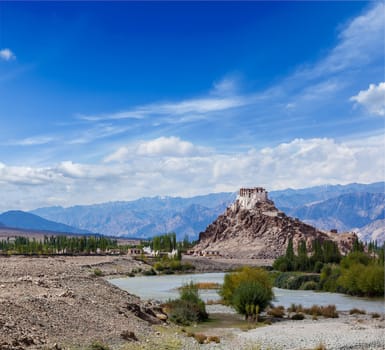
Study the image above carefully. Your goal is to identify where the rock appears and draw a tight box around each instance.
[155,313,168,321]
[120,330,138,341]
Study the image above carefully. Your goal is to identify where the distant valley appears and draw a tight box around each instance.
[0,182,383,244]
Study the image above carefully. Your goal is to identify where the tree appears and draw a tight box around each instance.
[220,266,273,319]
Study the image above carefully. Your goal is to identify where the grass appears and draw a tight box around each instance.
[183,312,265,334]
[88,341,110,350]
[194,282,221,290]
[287,304,338,318]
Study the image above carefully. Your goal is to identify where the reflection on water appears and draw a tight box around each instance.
[109,272,384,313]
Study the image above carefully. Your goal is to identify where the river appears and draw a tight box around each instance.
[110,272,384,313]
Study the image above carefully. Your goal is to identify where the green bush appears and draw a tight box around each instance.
[220,266,273,319]
[93,268,103,276]
[165,281,208,325]
[274,272,320,290]
[300,281,319,290]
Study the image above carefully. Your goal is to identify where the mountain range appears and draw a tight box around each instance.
[0,210,90,235]
[0,182,383,243]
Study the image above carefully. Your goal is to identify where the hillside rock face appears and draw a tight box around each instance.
[193,188,357,259]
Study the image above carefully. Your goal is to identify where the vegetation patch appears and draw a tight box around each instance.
[291,313,305,320]
[349,308,366,315]
[194,282,221,290]
[273,237,384,298]
[220,266,274,321]
[164,281,207,326]
[274,272,320,290]
[266,305,285,318]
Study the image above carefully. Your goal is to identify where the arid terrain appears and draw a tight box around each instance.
[0,255,169,350]
[0,255,384,350]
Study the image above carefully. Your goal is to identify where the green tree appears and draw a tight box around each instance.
[220,266,273,318]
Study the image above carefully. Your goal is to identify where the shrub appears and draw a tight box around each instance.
[291,313,305,320]
[303,304,338,318]
[274,272,319,290]
[220,266,273,319]
[371,312,381,318]
[287,303,303,313]
[165,281,208,325]
[93,268,103,276]
[320,305,338,318]
[267,306,285,318]
[300,281,319,290]
[349,308,366,315]
[142,268,157,276]
[193,333,207,344]
[207,335,220,343]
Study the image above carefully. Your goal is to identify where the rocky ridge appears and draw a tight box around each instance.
[193,195,357,259]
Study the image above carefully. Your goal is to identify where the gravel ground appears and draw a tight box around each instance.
[177,313,385,350]
[237,314,385,350]
[0,255,165,350]
[1,255,384,350]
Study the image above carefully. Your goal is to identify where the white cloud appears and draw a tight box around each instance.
[1,135,383,212]
[0,48,16,61]
[104,136,209,162]
[136,136,207,157]
[350,82,385,116]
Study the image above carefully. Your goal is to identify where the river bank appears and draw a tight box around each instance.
[0,255,384,350]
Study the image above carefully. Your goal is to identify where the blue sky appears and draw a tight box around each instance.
[0,1,384,211]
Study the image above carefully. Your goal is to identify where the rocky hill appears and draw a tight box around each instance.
[193,189,356,259]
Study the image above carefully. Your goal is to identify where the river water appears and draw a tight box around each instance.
[110,272,384,313]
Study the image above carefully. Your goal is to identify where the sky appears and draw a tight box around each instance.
[0,1,384,211]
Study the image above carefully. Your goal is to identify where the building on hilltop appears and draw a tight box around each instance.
[238,187,268,201]
[235,187,269,210]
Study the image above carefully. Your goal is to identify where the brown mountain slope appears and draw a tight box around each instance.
[192,189,356,259]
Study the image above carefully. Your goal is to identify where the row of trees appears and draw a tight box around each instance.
[150,232,177,253]
[273,237,384,297]
[273,238,341,272]
[0,235,120,255]
[149,232,195,254]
